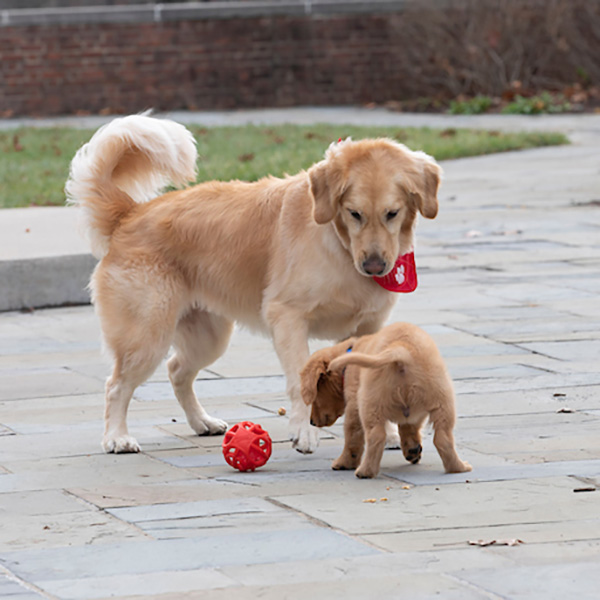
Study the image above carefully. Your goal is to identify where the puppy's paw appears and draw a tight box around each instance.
[355,466,377,479]
[404,444,423,464]
[446,460,472,474]
[332,455,359,470]
[290,422,320,454]
[102,434,141,454]
[190,415,228,436]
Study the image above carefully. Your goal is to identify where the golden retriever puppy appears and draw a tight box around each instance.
[66,114,441,454]
[301,322,471,478]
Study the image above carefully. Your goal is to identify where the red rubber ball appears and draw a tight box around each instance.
[222,421,272,472]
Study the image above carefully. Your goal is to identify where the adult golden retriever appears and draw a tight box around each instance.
[300,322,472,478]
[66,114,441,454]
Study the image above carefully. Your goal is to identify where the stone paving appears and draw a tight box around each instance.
[1,110,600,599]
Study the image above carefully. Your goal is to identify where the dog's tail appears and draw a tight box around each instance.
[329,346,412,373]
[65,113,197,258]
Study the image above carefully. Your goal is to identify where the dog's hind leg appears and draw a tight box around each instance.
[430,406,472,474]
[399,422,425,464]
[332,399,364,471]
[385,421,402,450]
[168,309,234,436]
[104,355,165,453]
[101,306,177,454]
[355,419,387,479]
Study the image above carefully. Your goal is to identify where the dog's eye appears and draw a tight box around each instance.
[386,210,399,221]
[349,210,362,222]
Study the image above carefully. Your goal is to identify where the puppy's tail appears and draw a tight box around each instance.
[329,346,412,373]
[65,112,197,258]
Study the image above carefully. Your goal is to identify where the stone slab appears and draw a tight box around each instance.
[272,476,600,536]
[1,528,379,583]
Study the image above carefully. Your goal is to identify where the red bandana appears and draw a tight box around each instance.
[373,251,418,293]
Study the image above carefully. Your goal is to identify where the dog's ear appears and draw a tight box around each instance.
[412,156,442,219]
[308,160,347,224]
[300,357,328,405]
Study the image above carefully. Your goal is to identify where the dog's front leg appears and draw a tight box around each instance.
[265,303,320,454]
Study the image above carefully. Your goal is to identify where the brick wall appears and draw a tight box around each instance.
[0,4,409,117]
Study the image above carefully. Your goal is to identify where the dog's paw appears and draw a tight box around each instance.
[447,460,472,474]
[290,422,320,454]
[384,421,401,449]
[405,444,423,464]
[102,434,141,454]
[332,455,359,470]
[385,431,401,450]
[355,466,377,479]
[190,415,228,436]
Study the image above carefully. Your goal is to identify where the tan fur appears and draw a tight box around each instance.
[300,322,471,478]
[66,114,441,454]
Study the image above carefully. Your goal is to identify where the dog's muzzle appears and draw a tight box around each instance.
[362,254,387,276]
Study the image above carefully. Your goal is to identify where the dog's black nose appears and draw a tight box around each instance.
[362,254,387,276]
[310,419,316,427]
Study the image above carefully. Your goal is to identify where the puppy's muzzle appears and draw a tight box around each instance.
[362,254,387,276]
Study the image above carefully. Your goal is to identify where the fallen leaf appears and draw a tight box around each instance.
[557,407,574,413]
[573,487,596,493]
[238,153,255,162]
[440,128,457,137]
[363,498,377,503]
[12,134,23,152]
[379,497,388,502]
[553,392,567,397]
[402,485,412,490]
[469,538,524,547]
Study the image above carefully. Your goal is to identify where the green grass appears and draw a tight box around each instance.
[0,124,568,208]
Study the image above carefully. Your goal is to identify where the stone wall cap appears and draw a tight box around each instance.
[0,0,410,27]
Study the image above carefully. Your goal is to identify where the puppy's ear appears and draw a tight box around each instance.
[300,358,328,406]
[412,157,442,220]
[308,160,347,224]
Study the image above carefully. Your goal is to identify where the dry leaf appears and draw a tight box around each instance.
[402,485,412,490]
[469,538,524,547]
[380,497,388,502]
[573,487,596,493]
[12,134,23,152]
[557,407,574,413]
[363,498,377,503]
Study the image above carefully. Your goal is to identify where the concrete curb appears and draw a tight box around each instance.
[0,254,96,312]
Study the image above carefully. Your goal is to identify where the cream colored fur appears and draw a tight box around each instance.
[301,322,471,477]
[66,114,441,454]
